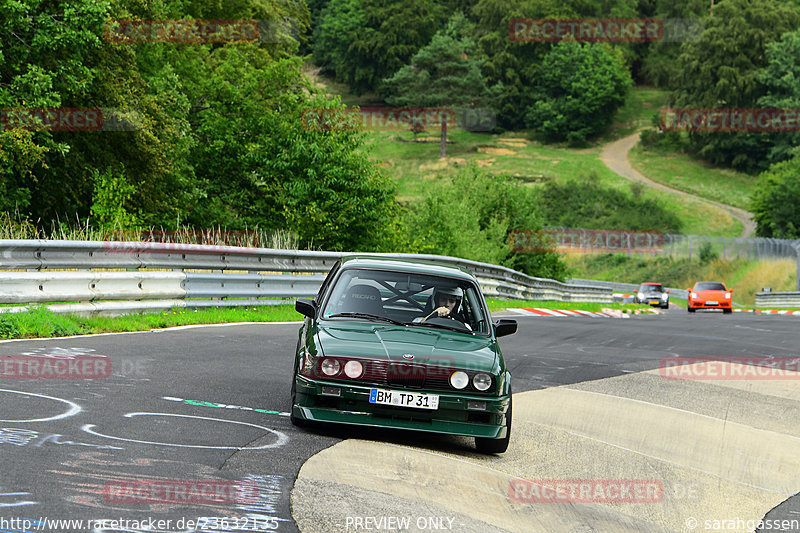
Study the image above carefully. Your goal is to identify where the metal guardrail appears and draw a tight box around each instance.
[568,278,689,301]
[0,240,612,316]
[756,292,800,308]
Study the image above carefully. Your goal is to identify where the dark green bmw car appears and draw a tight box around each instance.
[291,256,517,453]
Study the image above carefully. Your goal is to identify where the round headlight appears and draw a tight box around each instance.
[691,292,698,299]
[321,358,341,376]
[725,292,731,299]
[661,293,668,300]
[473,373,492,391]
[450,371,469,389]
[344,360,363,379]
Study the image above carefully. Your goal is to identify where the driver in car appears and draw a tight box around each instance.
[422,286,471,329]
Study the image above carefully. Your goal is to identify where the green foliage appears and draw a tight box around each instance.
[537,173,682,232]
[90,167,140,231]
[672,0,800,172]
[314,0,444,94]
[0,129,46,212]
[383,13,500,155]
[757,28,800,164]
[404,165,567,279]
[698,241,718,264]
[185,52,400,251]
[638,0,708,87]
[750,157,800,238]
[525,42,632,144]
[384,16,494,108]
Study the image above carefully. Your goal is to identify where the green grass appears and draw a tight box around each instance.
[563,253,797,307]
[0,305,300,340]
[364,127,742,236]
[0,300,654,340]
[487,298,650,313]
[628,144,757,210]
[601,86,670,141]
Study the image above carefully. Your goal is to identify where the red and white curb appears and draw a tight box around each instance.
[734,309,800,315]
[509,308,661,318]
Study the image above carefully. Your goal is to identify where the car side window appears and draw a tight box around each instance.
[315,261,341,302]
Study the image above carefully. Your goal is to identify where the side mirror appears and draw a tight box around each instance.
[494,319,517,338]
[666,289,670,293]
[729,288,734,292]
[295,298,317,319]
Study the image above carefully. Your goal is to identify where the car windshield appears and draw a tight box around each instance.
[695,282,726,291]
[638,284,663,292]
[321,268,490,335]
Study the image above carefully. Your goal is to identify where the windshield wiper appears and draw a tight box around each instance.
[326,312,406,326]
[410,321,474,334]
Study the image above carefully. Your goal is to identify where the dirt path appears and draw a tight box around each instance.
[600,132,756,238]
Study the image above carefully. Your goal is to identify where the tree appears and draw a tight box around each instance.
[757,28,800,165]
[186,53,400,251]
[383,14,499,157]
[525,42,631,144]
[672,0,800,171]
[314,0,443,95]
[750,157,800,239]
[405,165,567,279]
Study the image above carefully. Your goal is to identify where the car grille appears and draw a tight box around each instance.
[357,360,490,394]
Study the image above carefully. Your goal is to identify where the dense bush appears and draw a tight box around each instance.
[537,173,682,233]
[403,165,567,280]
[524,42,631,144]
[750,157,800,239]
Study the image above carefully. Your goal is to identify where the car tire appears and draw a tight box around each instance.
[687,307,696,313]
[290,355,308,428]
[723,308,732,314]
[475,393,512,454]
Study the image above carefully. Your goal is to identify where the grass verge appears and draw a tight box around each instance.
[0,305,300,340]
[564,253,797,307]
[486,299,650,313]
[628,143,756,211]
[0,299,653,340]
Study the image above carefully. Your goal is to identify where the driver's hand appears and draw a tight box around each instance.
[434,306,451,317]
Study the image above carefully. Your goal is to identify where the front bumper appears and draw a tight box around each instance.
[293,376,510,439]
[689,300,732,310]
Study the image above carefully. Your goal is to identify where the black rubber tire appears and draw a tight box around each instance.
[475,393,512,454]
[687,307,696,313]
[290,353,308,428]
[723,308,732,314]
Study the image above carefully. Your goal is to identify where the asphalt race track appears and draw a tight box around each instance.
[1,310,799,533]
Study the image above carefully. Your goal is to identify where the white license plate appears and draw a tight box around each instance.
[369,388,439,410]
[706,300,718,305]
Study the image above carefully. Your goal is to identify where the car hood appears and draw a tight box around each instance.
[316,322,498,371]
[694,289,728,297]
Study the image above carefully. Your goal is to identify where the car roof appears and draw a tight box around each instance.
[339,255,476,281]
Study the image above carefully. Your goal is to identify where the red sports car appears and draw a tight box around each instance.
[686,281,733,313]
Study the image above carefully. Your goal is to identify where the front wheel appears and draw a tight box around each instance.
[290,356,308,428]
[687,307,696,313]
[475,394,512,454]
[723,308,732,314]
